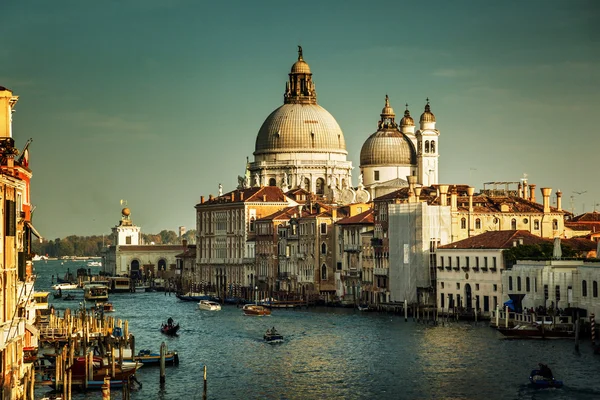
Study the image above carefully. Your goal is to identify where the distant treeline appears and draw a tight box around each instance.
[32,229,197,258]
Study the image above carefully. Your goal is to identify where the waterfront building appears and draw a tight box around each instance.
[564,211,600,241]
[194,186,298,299]
[436,230,549,317]
[102,208,187,282]
[375,181,568,307]
[0,86,38,399]
[335,206,374,305]
[503,259,600,317]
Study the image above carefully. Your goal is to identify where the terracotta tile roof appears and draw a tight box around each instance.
[438,230,549,250]
[196,186,290,206]
[565,223,594,231]
[257,206,300,222]
[570,211,600,223]
[176,245,196,258]
[118,245,186,252]
[336,209,374,225]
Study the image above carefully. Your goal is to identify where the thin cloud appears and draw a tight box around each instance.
[54,109,156,141]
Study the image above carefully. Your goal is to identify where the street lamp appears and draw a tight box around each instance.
[255,286,258,304]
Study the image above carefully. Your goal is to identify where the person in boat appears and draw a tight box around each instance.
[166,317,174,328]
[538,363,553,379]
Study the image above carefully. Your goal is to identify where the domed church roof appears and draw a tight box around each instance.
[400,104,414,126]
[360,96,417,166]
[254,47,347,156]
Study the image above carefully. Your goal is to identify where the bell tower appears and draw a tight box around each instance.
[416,99,440,186]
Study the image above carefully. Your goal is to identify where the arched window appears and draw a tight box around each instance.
[534,220,540,230]
[509,276,513,291]
[321,242,327,254]
[158,259,167,271]
[316,178,325,195]
[425,140,430,153]
[249,217,255,232]
[475,218,481,229]
[517,276,521,291]
[321,264,327,280]
[552,219,558,230]
[431,141,436,153]
[304,178,310,192]
[582,280,587,297]
[526,277,530,292]
[268,178,276,186]
[511,219,517,230]
[461,218,466,229]
[594,281,598,298]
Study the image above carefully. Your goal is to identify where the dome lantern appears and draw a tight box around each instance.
[284,46,317,105]
[419,98,436,125]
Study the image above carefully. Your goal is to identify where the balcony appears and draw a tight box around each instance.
[278,272,291,279]
[373,267,388,276]
[342,269,361,278]
[461,266,470,271]
[472,266,479,271]
[343,244,361,253]
[452,266,460,271]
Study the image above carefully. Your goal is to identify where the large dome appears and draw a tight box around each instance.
[255,103,347,155]
[360,131,416,166]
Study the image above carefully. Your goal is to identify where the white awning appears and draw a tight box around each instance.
[25,323,39,337]
[25,221,42,239]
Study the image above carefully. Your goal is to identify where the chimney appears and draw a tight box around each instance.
[556,190,562,211]
[541,187,552,213]
[467,187,475,213]
[518,183,523,198]
[450,186,458,212]
[201,196,205,204]
[231,193,235,202]
[240,191,244,201]
[407,175,417,193]
[332,208,337,219]
[208,194,213,201]
[529,184,536,203]
[414,187,422,201]
[439,185,449,206]
[182,239,188,248]
[262,194,267,202]
[298,205,302,217]
[523,180,528,200]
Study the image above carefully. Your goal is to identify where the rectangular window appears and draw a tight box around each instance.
[466,257,470,268]
[440,257,444,267]
[456,256,460,268]
[555,285,560,302]
[475,284,479,291]
[320,223,327,234]
[126,236,132,245]
[440,293,445,309]
[475,257,479,268]
[484,257,488,268]
[456,283,460,290]
[5,199,15,237]
[448,257,452,267]
[544,284,549,300]
[374,170,380,181]
[493,257,497,268]
[493,284,497,292]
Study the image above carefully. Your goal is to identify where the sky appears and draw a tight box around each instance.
[1,0,598,239]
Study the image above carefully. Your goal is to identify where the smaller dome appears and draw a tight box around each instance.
[420,100,436,123]
[401,106,414,126]
[360,131,417,166]
[291,59,311,74]
[122,207,131,217]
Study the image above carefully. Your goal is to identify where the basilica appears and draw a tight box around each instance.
[242,46,439,203]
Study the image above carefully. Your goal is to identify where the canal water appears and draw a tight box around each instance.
[33,260,600,400]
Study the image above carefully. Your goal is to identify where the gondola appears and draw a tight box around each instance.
[161,317,180,336]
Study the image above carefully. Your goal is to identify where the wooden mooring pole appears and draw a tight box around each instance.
[102,376,110,400]
[203,365,208,400]
[591,313,596,347]
[160,341,166,385]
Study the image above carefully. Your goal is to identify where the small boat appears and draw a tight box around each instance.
[243,304,271,316]
[161,318,180,336]
[96,302,114,313]
[47,356,141,390]
[52,283,78,291]
[53,291,62,299]
[357,304,369,311]
[264,327,283,344]
[198,300,221,311]
[132,349,180,365]
[529,369,563,388]
[497,322,574,339]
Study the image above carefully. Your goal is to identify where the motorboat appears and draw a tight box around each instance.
[529,369,563,388]
[119,349,180,365]
[198,300,221,311]
[264,328,283,344]
[177,292,212,302]
[52,283,78,291]
[497,322,574,339]
[242,304,271,316]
